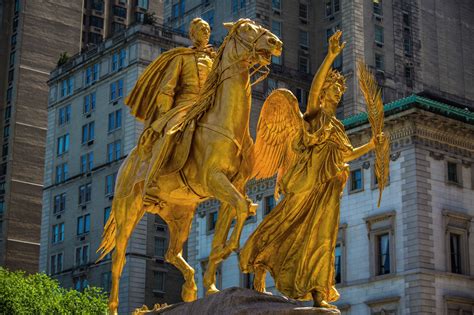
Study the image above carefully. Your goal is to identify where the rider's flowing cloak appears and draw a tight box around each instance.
[125,47,195,122]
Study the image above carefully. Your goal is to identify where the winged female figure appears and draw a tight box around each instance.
[240,31,388,308]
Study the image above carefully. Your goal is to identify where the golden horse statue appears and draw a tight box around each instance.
[97,19,282,314]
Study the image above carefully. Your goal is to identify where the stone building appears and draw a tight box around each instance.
[0,0,164,274]
[163,0,474,117]
[40,24,189,313]
[191,95,474,314]
[0,0,82,274]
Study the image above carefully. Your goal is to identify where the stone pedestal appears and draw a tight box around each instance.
[146,287,340,315]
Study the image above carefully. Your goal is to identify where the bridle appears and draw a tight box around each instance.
[217,23,273,87]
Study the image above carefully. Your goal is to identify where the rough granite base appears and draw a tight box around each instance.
[147,287,340,315]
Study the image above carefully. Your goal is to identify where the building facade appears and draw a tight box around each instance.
[190,95,474,314]
[163,0,474,117]
[0,0,164,274]
[0,0,83,273]
[40,24,189,313]
[81,0,163,49]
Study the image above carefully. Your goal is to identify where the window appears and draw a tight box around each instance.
[299,30,309,49]
[6,88,13,104]
[111,53,118,71]
[104,207,111,226]
[0,163,7,176]
[53,193,66,214]
[172,3,179,18]
[92,0,104,11]
[376,233,390,275]
[298,55,309,73]
[52,223,64,244]
[8,70,14,84]
[58,105,71,126]
[50,253,63,275]
[73,276,88,292]
[83,93,96,114]
[403,28,412,56]
[101,272,112,293]
[4,106,11,120]
[231,0,238,14]
[325,0,333,16]
[79,183,92,204]
[349,168,363,192]
[366,297,400,315]
[119,49,126,68]
[445,296,474,315]
[90,16,103,28]
[153,271,166,292]
[264,195,275,215]
[299,2,308,19]
[373,0,382,16]
[85,64,99,84]
[108,109,122,132]
[446,161,461,185]
[207,211,218,232]
[107,140,122,162]
[333,54,342,72]
[81,122,95,144]
[335,244,342,284]
[110,79,124,100]
[55,163,68,183]
[60,78,74,97]
[271,21,282,65]
[0,201,4,215]
[89,32,103,44]
[375,25,384,44]
[14,0,20,13]
[80,152,94,173]
[295,88,308,107]
[2,125,8,138]
[56,134,70,156]
[365,211,396,277]
[75,244,90,265]
[155,237,166,257]
[77,214,91,236]
[443,210,471,275]
[137,0,149,9]
[105,173,117,196]
[272,0,281,11]
[113,6,126,18]
[375,53,384,71]
[11,34,17,46]
[9,52,15,68]
[241,272,254,289]
[404,66,413,87]
[2,144,7,158]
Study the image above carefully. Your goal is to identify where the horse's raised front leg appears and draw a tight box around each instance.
[203,170,257,295]
[159,204,197,302]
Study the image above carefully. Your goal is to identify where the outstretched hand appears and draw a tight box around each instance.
[328,30,346,57]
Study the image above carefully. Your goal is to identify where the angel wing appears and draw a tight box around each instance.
[252,89,304,195]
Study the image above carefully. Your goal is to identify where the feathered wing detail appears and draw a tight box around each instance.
[252,89,304,198]
[357,61,390,207]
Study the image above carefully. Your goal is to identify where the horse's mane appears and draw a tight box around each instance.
[172,19,253,132]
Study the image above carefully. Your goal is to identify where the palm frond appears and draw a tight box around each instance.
[357,61,390,207]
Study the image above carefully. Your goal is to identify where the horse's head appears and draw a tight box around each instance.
[223,19,283,66]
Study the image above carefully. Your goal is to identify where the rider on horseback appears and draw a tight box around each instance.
[124,18,215,207]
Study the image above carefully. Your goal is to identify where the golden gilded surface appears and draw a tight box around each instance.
[240,31,389,308]
[97,18,282,314]
[97,19,387,312]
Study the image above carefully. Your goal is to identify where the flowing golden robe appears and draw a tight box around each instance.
[240,109,352,302]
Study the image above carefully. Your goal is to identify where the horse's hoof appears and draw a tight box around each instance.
[182,282,197,302]
[108,302,118,315]
[205,284,220,296]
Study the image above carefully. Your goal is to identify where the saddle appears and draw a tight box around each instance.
[160,119,196,176]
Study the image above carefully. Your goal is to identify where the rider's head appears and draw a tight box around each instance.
[189,18,211,49]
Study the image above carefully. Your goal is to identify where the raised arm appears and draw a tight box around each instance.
[306,31,345,117]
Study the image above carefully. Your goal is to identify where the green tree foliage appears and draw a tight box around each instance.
[0,267,107,314]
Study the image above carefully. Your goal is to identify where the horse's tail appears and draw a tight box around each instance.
[96,210,116,262]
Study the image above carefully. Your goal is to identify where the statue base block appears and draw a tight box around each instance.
[151,287,340,315]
